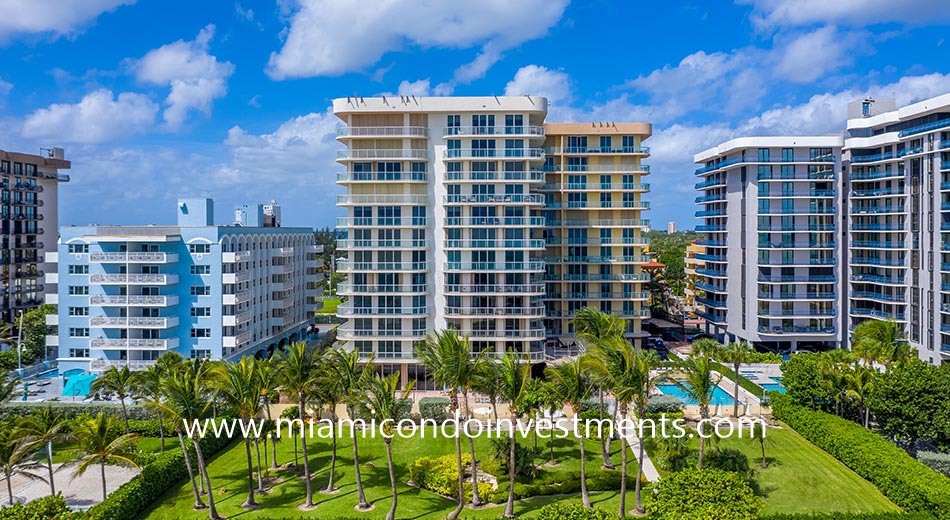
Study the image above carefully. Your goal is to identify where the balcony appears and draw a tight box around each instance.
[89,274,178,285]
[90,295,178,306]
[444,194,544,204]
[223,291,251,305]
[337,126,428,138]
[89,316,179,328]
[444,216,545,227]
[897,117,950,137]
[337,260,428,272]
[546,291,650,300]
[850,187,907,197]
[223,310,252,327]
[222,251,252,263]
[546,201,650,210]
[696,296,727,309]
[337,304,428,316]
[547,218,650,228]
[444,283,544,294]
[338,239,427,249]
[338,328,428,339]
[444,126,544,138]
[695,178,726,189]
[695,224,726,232]
[540,182,650,192]
[337,217,429,228]
[757,292,836,300]
[444,170,545,182]
[695,155,836,175]
[338,194,429,205]
[547,273,649,282]
[851,257,905,267]
[851,308,906,321]
[850,205,905,214]
[850,169,902,181]
[851,291,906,303]
[851,151,895,163]
[465,329,546,340]
[337,149,428,160]
[443,148,544,159]
[759,207,835,215]
[758,326,836,335]
[443,262,544,272]
[90,338,180,350]
[695,310,727,325]
[337,171,428,183]
[444,239,546,249]
[223,331,252,349]
[223,271,251,284]
[696,268,727,278]
[850,240,906,249]
[90,359,157,371]
[89,252,178,263]
[849,274,905,285]
[444,306,544,317]
[338,283,429,294]
[850,223,906,231]
[544,145,649,155]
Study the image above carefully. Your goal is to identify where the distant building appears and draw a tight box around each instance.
[263,199,281,227]
[0,148,70,323]
[49,198,323,373]
[667,221,677,234]
[683,240,705,313]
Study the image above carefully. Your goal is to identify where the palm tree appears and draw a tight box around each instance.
[0,419,45,505]
[328,347,375,510]
[160,359,218,517]
[473,361,502,422]
[0,369,22,403]
[363,373,414,520]
[852,319,910,370]
[844,365,876,427]
[572,307,625,470]
[690,337,722,358]
[819,349,853,416]
[16,407,69,496]
[628,349,660,514]
[66,413,140,501]
[255,357,280,470]
[546,357,593,507]
[215,357,264,508]
[131,364,168,451]
[716,341,753,417]
[497,354,530,519]
[675,354,721,469]
[90,365,134,432]
[417,330,465,516]
[747,423,773,469]
[313,353,345,492]
[275,341,318,509]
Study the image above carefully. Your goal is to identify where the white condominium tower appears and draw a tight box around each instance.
[694,137,844,352]
[333,96,652,384]
[845,94,950,364]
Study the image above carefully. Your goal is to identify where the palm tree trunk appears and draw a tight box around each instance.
[158,414,166,452]
[618,416,627,518]
[463,391,481,506]
[298,399,314,507]
[242,436,257,507]
[447,394,465,520]
[491,397,499,422]
[733,362,741,417]
[504,429,516,518]
[326,408,337,492]
[599,392,612,468]
[46,441,56,496]
[120,398,129,433]
[265,401,278,469]
[254,438,265,493]
[635,433,645,513]
[579,432,590,508]
[191,435,219,520]
[385,438,397,520]
[698,408,707,470]
[760,437,767,468]
[100,461,107,501]
[179,431,205,509]
[352,411,370,509]
[5,469,13,505]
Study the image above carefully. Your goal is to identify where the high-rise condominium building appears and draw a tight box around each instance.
[541,123,651,340]
[845,94,950,364]
[333,96,651,386]
[50,198,322,373]
[0,148,70,324]
[694,137,843,352]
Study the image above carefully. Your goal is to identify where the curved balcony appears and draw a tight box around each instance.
[336,261,428,272]
[444,306,544,317]
[444,170,545,182]
[337,149,428,161]
[444,194,544,205]
[444,126,544,138]
[337,194,429,205]
[336,126,428,139]
[337,171,427,183]
[444,239,545,249]
[849,274,906,285]
[443,261,544,272]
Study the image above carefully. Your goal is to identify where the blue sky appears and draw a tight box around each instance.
[1,0,949,230]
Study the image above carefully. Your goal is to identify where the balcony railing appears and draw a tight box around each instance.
[337,305,428,316]
[89,295,177,306]
[758,326,835,334]
[444,170,545,182]
[336,261,428,272]
[695,155,836,175]
[90,359,156,371]
[337,171,428,182]
[338,239,427,249]
[444,126,544,137]
[445,194,544,204]
[90,338,179,350]
[337,217,429,228]
[338,284,428,294]
[444,306,544,317]
[898,117,950,137]
[444,239,546,249]
[443,148,544,159]
[89,252,177,263]
[545,145,649,155]
[444,283,544,294]
[337,149,428,160]
[89,316,178,328]
[443,262,544,271]
[89,274,178,285]
[337,126,428,138]
[337,194,429,205]
[444,217,545,227]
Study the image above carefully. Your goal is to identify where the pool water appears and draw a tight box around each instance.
[762,383,786,393]
[62,374,97,397]
[38,369,60,379]
[657,384,740,406]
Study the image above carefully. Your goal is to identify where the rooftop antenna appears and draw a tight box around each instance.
[411,95,417,103]
[494,95,500,104]
[525,94,534,105]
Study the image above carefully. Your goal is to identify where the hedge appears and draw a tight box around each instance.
[647,468,762,520]
[918,451,950,478]
[0,402,150,421]
[536,503,615,520]
[408,452,491,502]
[83,431,235,520]
[771,394,950,518]
[486,468,632,503]
[762,514,935,520]
[0,495,77,520]
[418,397,451,422]
[712,361,765,397]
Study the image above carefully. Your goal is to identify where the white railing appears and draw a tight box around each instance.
[89,252,177,263]
[337,126,428,138]
[223,251,252,263]
[89,274,178,284]
[90,338,179,349]
[89,316,178,328]
[90,295,177,306]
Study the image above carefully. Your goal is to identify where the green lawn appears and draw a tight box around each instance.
[316,297,341,315]
[142,428,633,519]
[648,422,898,515]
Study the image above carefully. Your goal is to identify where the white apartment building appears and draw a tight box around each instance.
[333,96,652,384]
[844,94,950,364]
[694,137,844,352]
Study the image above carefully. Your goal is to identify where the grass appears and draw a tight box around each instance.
[142,427,637,519]
[316,297,341,315]
[648,422,898,515]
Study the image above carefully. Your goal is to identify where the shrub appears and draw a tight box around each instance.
[489,437,536,479]
[771,394,950,518]
[647,468,763,520]
[706,447,750,474]
[0,494,77,520]
[486,467,626,503]
[578,397,605,413]
[407,452,491,501]
[646,394,686,414]
[0,402,150,422]
[536,503,615,520]
[418,397,451,422]
[83,433,234,520]
[918,451,950,478]
[779,354,833,410]
[762,514,935,520]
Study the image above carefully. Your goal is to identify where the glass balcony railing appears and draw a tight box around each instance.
[695,155,835,175]
[336,171,427,182]
[898,117,950,137]
[851,151,895,163]
[545,145,649,155]
[444,125,544,137]
[851,291,906,303]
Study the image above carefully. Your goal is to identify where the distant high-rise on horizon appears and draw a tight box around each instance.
[667,221,677,234]
[333,96,651,386]
[694,92,950,365]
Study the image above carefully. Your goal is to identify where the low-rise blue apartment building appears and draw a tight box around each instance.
[46,198,323,373]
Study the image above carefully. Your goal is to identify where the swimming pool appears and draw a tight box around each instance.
[37,369,59,379]
[761,383,786,393]
[62,374,97,398]
[657,384,740,406]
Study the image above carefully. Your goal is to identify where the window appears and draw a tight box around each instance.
[68,244,89,253]
[68,307,89,316]
[757,148,770,162]
[622,136,635,151]
[600,135,612,152]
[68,328,89,337]
[505,114,523,133]
[189,243,211,254]
[782,148,794,162]
[446,114,461,135]
[68,265,89,274]
[68,286,89,295]
[190,265,211,275]
[69,349,90,358]
[191,328,212,338]
[190,286,211,296]
[191,349,212,359]
[191,307,212,317]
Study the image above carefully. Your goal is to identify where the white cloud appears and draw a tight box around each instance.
[21,89,157,143]
[133,24,234,129]
[397,79,431,97]
[0,77,11,96]
[738,0,950,28]
[774,26,861,83]
[0,0,133,43]
[266,0,568,81]
[504,65,572,105]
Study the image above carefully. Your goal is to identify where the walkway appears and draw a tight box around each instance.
[4,462,139,509]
